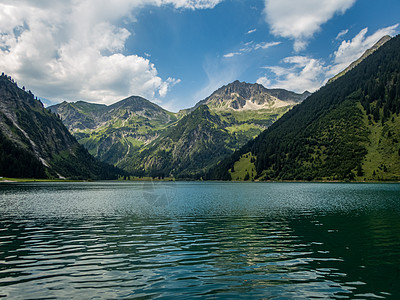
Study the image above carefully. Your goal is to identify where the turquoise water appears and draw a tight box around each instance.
[0,182,400,299]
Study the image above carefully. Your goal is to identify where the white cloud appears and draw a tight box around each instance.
[158,77,181,97]
[223,52,241,58]
[256,24,399,93]
[0,0,222,104]
[335,29,349,40]
[256,76,271,88]
[223,41,280,58]
[264,0,356,51]
[254,41,281,50]
[247,29,257,34]
[330,25,399,76]
[262,56,325,92]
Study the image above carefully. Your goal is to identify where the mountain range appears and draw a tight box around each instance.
[49,81,309,178]
[1,34,398,181]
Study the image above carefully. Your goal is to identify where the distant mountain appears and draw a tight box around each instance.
[52,81,307,178]
[327,35,391,84]
[207,35,400,181]
[183,80,309,113]
[0,74,122,179]
[116,81,308,178]
[49,96,177,165]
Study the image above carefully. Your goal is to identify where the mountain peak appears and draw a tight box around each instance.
[194,81,308,111]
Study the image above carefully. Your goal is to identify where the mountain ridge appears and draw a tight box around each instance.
[182,80,310,113]
[0,74,122,179]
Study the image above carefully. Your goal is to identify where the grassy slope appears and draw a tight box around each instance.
[360,106,400,181]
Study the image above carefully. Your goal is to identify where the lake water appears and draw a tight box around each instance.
[0,182,400,299]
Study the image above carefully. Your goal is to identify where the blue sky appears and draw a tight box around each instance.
[0,0,399,111]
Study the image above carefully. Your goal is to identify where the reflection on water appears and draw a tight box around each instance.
[0,182,400,298]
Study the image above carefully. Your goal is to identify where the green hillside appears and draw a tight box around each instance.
[207,35,400,181]
[49,96,178,165]
[0,74,123,180]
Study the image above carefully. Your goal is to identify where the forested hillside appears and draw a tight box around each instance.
[0,74,123,179]
[207,35,400,181]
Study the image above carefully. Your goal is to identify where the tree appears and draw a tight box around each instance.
[357,164,364,176]
[244,172,250,181]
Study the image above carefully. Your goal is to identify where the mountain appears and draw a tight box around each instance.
[184,80,309,112]
[49,96,177,165]
[117,81,309,178]
[118,105,233,178]
[52,81,308,178]
[0,73,123,179]
[327,35,391,84]
[207,35,400,181]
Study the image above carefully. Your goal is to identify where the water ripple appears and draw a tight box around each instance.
[1,182,400,298]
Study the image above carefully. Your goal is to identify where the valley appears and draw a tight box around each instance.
[50,81,309,178]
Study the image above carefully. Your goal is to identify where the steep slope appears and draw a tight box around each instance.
[48,101,107,130]
[208,35,400,181]
[327,35,391,84]
[0,74,122,179]
[189,81,310,146]
[49,96,177,165]
[119,105,234,178]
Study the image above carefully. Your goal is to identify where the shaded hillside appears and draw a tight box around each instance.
[0,74,123,179]
[207,35,400,181]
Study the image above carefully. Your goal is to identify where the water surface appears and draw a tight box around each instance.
[0,182,399,298]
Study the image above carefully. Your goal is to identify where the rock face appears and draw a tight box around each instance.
[186,80,310,112]
[0,74,121,179]
[208,35,400,181]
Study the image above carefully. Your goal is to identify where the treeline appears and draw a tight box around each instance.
[207,34,400,181]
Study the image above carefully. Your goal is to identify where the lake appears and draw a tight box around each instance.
[0,181,400,299]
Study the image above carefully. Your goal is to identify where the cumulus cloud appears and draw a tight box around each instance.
[329,24,399,77]
[264,0,356,51]
[0,0,222,104]
[257,25,399,93]
[260,56,325,92]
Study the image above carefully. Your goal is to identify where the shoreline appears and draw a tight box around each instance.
[1,177,399,184]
